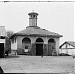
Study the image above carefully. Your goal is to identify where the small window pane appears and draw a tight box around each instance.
[25,46,28,49]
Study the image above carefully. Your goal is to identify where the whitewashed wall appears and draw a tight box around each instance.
[11,38,17,50]
[0,39,5,43]
[60,43,75,55]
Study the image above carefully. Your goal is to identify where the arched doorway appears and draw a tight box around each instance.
[36,38,44,56]
[48,38,56,56]
[22,37,31,54]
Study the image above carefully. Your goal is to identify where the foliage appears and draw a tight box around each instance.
[6,30,14,38]
[5,30,14,55]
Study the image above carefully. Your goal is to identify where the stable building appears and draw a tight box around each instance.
[0,26,7,57]
[10,12,63,56]
[59,41,75,56]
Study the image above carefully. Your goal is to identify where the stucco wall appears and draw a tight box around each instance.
[74,49,75,55]
[11,37,17,50]
[17,36,23,54]
[12,35,60,55]
[55,38,59,55]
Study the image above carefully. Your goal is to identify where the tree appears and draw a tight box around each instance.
[6,31,14,38]
[5,31,14,56]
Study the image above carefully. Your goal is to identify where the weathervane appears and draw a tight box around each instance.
[32,10,34,12]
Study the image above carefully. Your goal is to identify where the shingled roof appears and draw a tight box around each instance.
[10,26,63,38]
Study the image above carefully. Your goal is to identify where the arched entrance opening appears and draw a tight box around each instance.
[22,37,31,54]
[48,38,56,56]
[36,38,44,56]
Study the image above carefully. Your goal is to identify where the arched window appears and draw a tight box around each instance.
[22,37,31,53]
[48,38,56,56]
[48,38,55,43]
[36,38,43,42]
[22,37,31,43]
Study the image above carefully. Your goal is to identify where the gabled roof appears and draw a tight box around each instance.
[10,26,63,39]
[0,26,7,37]
[60,41,75,48]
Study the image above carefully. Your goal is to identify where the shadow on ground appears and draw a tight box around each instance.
[5,55,19,59]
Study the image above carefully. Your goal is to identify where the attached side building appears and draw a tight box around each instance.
[59,41,75,56]
[10,12,63,56]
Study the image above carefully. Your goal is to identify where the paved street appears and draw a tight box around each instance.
[0,55,74,74]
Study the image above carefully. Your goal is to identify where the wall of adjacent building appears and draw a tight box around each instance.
[0,39,5,43]
[60,43,75,55]
[11,37,17,54]
[0,39,5,50]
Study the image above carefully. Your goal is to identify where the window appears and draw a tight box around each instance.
[14,37,16,43]
[25,46,28,49]
[33,15,35,18]
[31,15,33,18]
[12,38,14,44]
[24,46,29,52]
[0,36,5,39]
[52,46,55,49]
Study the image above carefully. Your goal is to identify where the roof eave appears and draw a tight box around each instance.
[10,33,63,39]
[59,41,75,48]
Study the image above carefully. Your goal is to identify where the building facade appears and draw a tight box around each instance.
[59,41,75,56]
[0,26,7,57]
[10,12,62,56]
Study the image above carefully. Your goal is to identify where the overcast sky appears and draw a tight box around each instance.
[0,0,74,45]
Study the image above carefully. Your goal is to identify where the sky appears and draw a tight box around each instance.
[0,0,74,45]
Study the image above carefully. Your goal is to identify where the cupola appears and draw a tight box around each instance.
[28,12,38,26]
